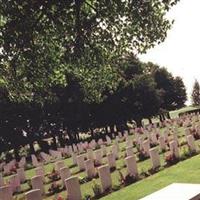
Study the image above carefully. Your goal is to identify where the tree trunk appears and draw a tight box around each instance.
[166,112,171,119]
[52,135,57,150]
[29,142,35,154]
[159,114,163,122]
[135,118,142,127]
[90,128,94,138]
[14,146,20,161]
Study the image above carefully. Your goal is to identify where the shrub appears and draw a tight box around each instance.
[47,182,62,195]
[165,153,179,166]
[47,168,60,181]
[56,196,64,200]
[83,194,91,200]
[92,179,102,198]
[150,142,157,148]
[138,150,149,161]
[193,132,200,140]
[79,176,90,184]
[112,184,121,191]
[118,170,138,186]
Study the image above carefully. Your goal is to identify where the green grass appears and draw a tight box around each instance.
[7,106,200,199]
[102,154,200,200]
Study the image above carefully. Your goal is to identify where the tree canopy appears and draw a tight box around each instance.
[0,0,179,102]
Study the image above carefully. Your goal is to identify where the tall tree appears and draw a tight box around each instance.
[191,80,200,106]
[173,76,187,108]
[0,0,180,103]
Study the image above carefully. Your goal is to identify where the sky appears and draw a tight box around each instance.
[139,0,200,105]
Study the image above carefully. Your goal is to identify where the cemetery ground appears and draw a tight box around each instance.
[1,106,200,200]
[102,154,200,200]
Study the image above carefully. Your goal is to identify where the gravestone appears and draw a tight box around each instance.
[76,154,85,171]
[35,166,45,182]
[125,155,138,177]
[85,159,96,178]
[107,153,116,169]
[98,165,112,192]
[142,139,150,156]
[149,147,160,169]
[71,153,77,165]
[31,175,45,195]
[126,146,134,157]
[25,189,42,200]
[87,149,94,160]
[31,154,40,167]
[186,135,196,152]
[9,174,21,193]
[17,167,26,183]
[101,145,107,156]
[112,144,118,159]
[55,160,65,172]
[158,136,166,151]
[0,185,13,200]
[65,176,82,200]
[95,149,103,165]
[0,173,4,187]
[60,167,71,185]
[169,140,180,158]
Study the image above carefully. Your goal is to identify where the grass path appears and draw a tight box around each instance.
[102,154,200,200]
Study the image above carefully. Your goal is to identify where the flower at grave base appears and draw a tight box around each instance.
[57,196,64,200]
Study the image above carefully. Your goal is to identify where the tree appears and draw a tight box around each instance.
[173,76,187,109]
[0,0,180,103]
[191,80,200,106]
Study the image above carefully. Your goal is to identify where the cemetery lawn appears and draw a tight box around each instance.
[102,154,200,200]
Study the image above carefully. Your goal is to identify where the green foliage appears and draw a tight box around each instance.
[191,80,200,106]
[0,0,179,102]
[92,179,102,197]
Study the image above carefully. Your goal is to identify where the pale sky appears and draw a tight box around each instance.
[139,0,200,105]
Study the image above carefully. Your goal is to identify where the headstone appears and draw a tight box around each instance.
[112,144,118,159]
[71,153,77,165]
[25,189,42,200]
[31,154,40,167]
[18,157,26,168]
[76,154,85,171]
[9,174,21,193]
[87,149,94,160]
[55,160,65,172]
[126,137,133,147]
[35,166,45,182]
[0,173,4,187]
[95,149,103,165]
[31,175,45,195]
[158,136,166,151]
[98,165,112,192]
[65,176,82,200]
[40,152,51,163]
[142,139,150,156]
[125,155,138,177]
[101,145,107,157]
[72,144,78,153]
[106,136,112,145]
[0,185,13,200]
[85,159,96,178]
[107,153,116,169]
[149,147,160,169]
[60,167,71,185]
[169,140,179,158]
[17,167,26,183]
[126,146,134,157]
[3,164,10,175]
[186,135,196,152]
[151,132,158,144]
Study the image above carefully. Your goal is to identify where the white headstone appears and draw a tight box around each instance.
[65,176,82,200]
